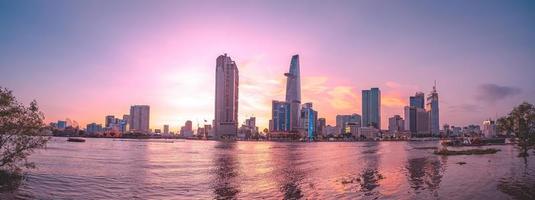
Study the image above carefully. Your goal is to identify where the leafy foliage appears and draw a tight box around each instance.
[497,102,535,157]
[0,87,48,172]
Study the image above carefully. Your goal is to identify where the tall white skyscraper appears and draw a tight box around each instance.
[129,105,150,133]
[214,54,239,138]
[284,54,301,132]
[427,82,439,136]
[362,88,381,129]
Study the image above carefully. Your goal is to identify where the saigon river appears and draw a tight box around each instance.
[1,137,534,199]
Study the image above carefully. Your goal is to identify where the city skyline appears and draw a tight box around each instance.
[1,1,535,131]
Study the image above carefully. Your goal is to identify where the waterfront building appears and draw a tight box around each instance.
[404,106,415,133]
[300,103,318,140]
[388,115,404,134]
[129,105,150,133]
[180,120,194,137]
[463,124,482,137]
[86,123,103,135]
[204,124,213,138]
[404,106,429,137]
[122,114,130,126]
[416,107,430,135]
[357,127,380,140]
[57,120,67,130]
[271,100,291,132]
[348,123,361,138]
[336,114,362,135]
[482,119,497,138]
[317,118,326,137]
[197,124,213,138]
[117,119,128,133]
[285,55,302,132]
[410,92,425,109]
[427,83,440,136]
[269,54,303,136]
[362,88,381,129]
[105,115,116,128]
[239,117,259,139]
[443,124,451,137]
[452,126,462,136]
[214,54,239,139]
[324,125,337,137]
[163,125,169,134]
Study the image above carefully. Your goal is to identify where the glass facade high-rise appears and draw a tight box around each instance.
[129,105,150,133]
[427,83,440,136]
[404,106,429,137]
[410,92,425,109]
[362,88,381,129]
[300,103,317,140]
[271,100,291,132]
[214,54,239,138]
[284,55,301,132]
[105,115,115,128]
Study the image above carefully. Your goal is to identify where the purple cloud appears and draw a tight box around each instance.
[476,84,522,103]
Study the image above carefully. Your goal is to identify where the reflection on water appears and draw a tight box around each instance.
[498,160,535,200]
[406,157,444,197]
[211,142,240,199]
[1,138,534,199]
[274,144,305,200]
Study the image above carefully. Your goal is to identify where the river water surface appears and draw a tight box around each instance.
[1,137,534,199]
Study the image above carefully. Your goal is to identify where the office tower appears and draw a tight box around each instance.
[388,115,404,133]
[482,119,496,138]
[214,54,239,138]
[57,120,67,130]
[427,83,440,136]
[245,117,256,129]
[336,114,362,135]
[163,125,169,134]
[180,120,194,137]
[317,118,326,137]
[301,103,318,140]
[185,120,193,132]
[117,119,128,133]
[239,117,258,139]
[362,88,381,129]
[271,100,291,132]
[105,115,115,128]
[285,55,301,132]
[416,107,429,135]
[404,106,417,133]
[404,106,429,136]
[122,114,130,125]
[129,105,150,133]
[410,92,425,109]
[86,123,102,134]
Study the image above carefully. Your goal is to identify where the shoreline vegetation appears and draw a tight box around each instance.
[434,148,501,156]
[49,135,515,145]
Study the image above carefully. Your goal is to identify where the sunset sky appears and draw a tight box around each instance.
[1,0,534,131]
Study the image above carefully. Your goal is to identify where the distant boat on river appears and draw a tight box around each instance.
[67,137,86,142]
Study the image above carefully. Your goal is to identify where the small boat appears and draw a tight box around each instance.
[67,137,86,142]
